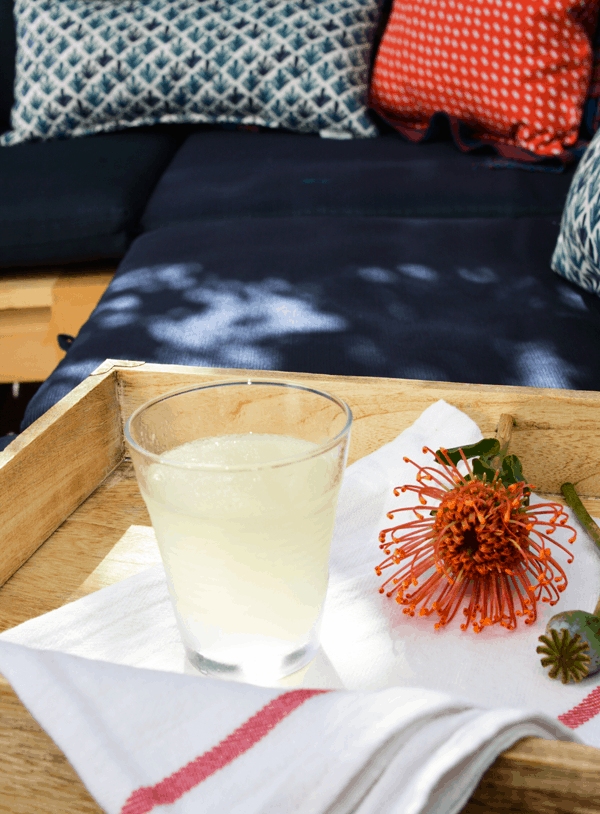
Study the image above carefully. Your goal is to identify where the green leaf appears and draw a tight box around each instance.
[501,453,525,484]
[472,457,497,482]
[497,454,530,503]
[436,438,499,466]
[435,438,529,503]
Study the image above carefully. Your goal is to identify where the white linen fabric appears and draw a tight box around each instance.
[1,399,597,814]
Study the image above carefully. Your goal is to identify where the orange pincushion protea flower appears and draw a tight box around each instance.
[376,446,576,633]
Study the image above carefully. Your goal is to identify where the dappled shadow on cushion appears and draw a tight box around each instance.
[22,215,600,430]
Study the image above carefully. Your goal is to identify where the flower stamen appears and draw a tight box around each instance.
[376,447,576,632]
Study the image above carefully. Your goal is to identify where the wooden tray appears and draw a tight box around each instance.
[2,359,600,814]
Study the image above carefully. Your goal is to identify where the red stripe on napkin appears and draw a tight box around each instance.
[558,686,600,729]
[120,687,330,814]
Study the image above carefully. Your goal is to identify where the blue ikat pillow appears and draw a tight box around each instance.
[1,0,383,146]
[552,127,600,297]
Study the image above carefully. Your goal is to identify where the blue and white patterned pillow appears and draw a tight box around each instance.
[1,0,382,146]
[552,127,600,296]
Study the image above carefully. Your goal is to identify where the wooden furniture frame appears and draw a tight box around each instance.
[0,263,116,384]
[1,360,600,813]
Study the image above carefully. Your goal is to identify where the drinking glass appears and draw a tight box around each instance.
[125,379,352,685]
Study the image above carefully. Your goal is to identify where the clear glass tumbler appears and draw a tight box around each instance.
[125,379,352,685]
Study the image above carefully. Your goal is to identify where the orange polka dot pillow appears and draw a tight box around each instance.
[369,0,600,162]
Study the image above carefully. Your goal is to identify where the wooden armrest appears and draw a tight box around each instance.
[0,263,116,384]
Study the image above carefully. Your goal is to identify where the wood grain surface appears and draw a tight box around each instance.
[2,360,600,813]
[115,361,600,499]
[0,368,122,589]
[0,266,115,383]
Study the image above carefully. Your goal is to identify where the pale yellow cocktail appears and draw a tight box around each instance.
[126,381,352,684]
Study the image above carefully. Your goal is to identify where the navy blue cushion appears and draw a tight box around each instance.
[0,128,185,267]
[0,0,15,133]
[141,129,576,231]
[0,433,16,451]
[21,215,600,430]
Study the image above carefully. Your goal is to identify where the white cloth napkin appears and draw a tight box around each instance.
[1,399,596,814]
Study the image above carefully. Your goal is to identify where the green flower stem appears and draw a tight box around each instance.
[496,413,514,449]
[491,413,514,470]
[561,482,600,617]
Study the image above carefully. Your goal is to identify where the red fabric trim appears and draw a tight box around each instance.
[120,688,330,814]
[558,685,600,729]
[370,103,576,167]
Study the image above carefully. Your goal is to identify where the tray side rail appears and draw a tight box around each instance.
[114,362,600,495]
[0,368,123,588]
[3,361,600,810]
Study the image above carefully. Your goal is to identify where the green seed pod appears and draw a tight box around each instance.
[537,610,600,683]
